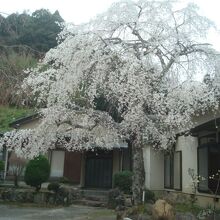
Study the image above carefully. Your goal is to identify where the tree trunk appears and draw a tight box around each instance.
[131,137,145,205]
[36,184,41,192]
[14,174,18,187]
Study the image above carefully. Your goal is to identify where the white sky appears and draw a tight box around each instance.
[0,0,220,50]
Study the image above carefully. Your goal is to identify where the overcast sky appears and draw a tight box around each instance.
[1,0,220,24]
[1,0,220,49]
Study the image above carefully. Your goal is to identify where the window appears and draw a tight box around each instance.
[173,152,182,189]
[164,154,173,188]
[164,151,182,190]
[198,141,220,194]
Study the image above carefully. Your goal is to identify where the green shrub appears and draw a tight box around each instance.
[24,155,50,191]
[113,170,133,194]
[0,160,4,172]
[59,176,71,184]
[144,188,155,202]
[47,182,60,193]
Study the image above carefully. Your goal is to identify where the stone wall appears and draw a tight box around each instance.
[0,187,82,205]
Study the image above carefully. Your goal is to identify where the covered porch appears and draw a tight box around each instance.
[49,144,132,189]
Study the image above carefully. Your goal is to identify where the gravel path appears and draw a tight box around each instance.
[0,204,116,220]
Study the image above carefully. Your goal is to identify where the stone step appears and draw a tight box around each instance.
[81,189,109,197]
[84,195,108,202]
[80,189,109,202]
[74,199,107,207]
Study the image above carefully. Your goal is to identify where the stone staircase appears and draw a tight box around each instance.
[74,189,110,207]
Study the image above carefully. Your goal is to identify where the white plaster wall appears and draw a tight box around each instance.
[143,145,164,190]
[143,146,151,189]
[149,147,164,190]
[176,135,198,193]
[50,151,65,177]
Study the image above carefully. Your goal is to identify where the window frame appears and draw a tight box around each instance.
[164,153,174,189]
[197,144,209,193]
[164,151,182,191]
[197,141,220,194]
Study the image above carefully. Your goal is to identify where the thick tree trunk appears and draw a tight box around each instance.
[14,174,18,187]
[14,173,19,188]
[131,138,145,205]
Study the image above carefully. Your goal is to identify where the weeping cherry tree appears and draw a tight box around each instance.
[1,0,220,204]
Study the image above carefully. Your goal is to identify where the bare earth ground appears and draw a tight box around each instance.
[0,204,116,220]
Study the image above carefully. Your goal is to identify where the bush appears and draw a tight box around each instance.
[113,170,133,194]
[108,188,125,209]
[144,188,155,202]
[47,182,60,193]
[24,155,50,191]
[0,160,4,172]
[8,154,26,187]
[59,176,71,184]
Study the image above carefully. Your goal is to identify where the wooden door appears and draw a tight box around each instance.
[63,152,82,183]
[85,150,113,188]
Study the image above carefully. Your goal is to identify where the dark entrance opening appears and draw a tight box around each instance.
[85,150,113,188]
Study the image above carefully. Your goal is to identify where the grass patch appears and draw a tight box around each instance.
[0,106,33,132]
[175,203,203,215]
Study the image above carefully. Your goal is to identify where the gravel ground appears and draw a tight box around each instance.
[0,204,116,220]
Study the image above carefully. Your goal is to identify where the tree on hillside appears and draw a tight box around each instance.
[1,0,219,204]
[18,9,64,52]
[0,9,64,52]
[0,51,37,105]
[0,9,64,105]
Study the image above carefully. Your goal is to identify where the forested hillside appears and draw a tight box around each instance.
[0,9,63,52]
[0,9,64,106]
[0,9,64,131]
